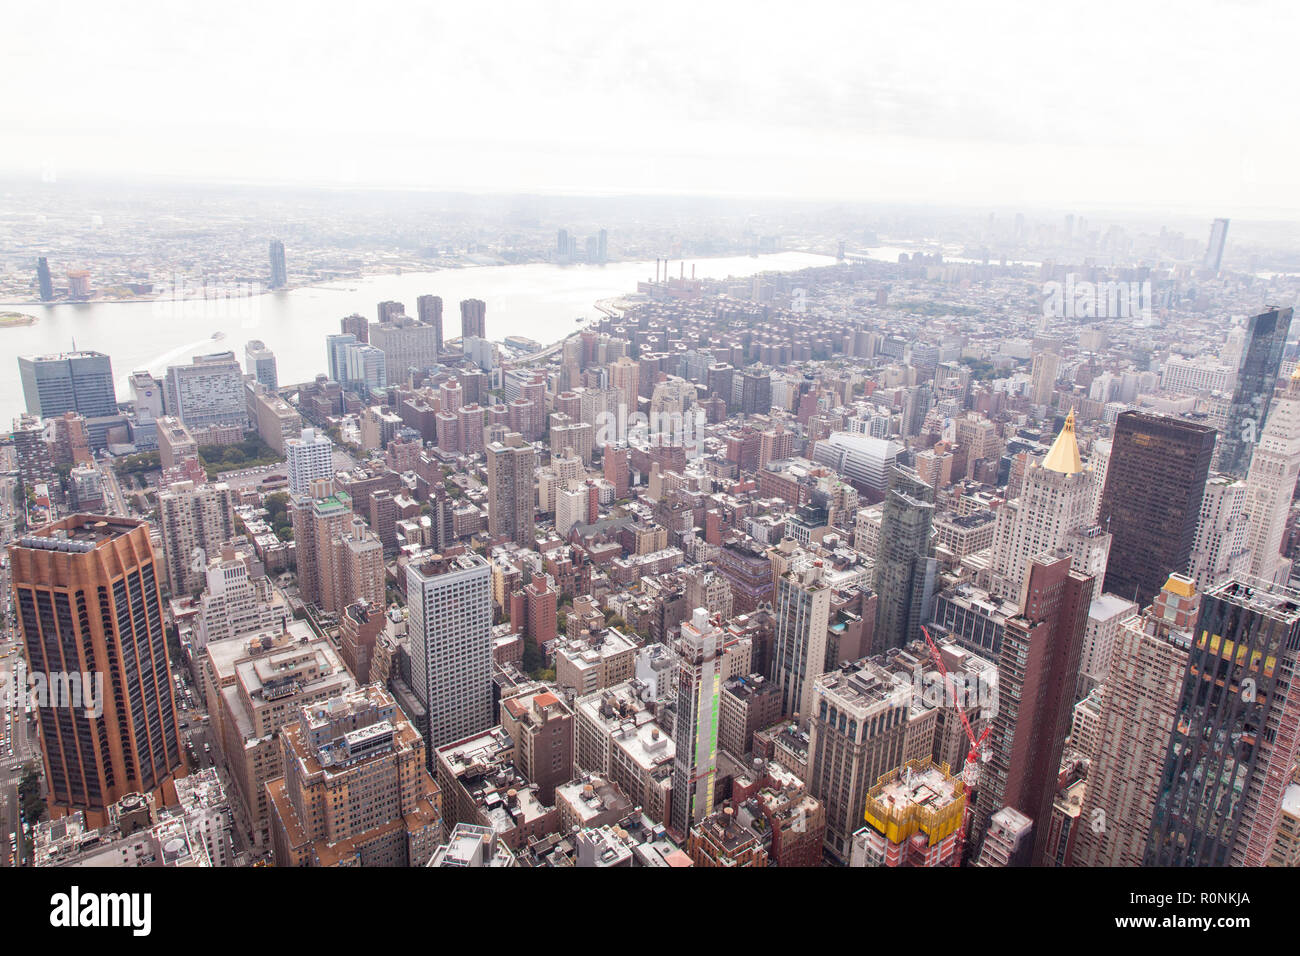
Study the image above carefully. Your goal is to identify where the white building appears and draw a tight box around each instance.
[1244,371,1300,584]
[406,552,494,752]
[1188,474,1252,591]
[286,427,334,496]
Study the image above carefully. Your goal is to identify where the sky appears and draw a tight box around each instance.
[5,0,1299,216]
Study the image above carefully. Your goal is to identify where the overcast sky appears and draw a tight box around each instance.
[5,0,1298,215]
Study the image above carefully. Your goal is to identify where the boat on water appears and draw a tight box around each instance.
[211,331,226,341]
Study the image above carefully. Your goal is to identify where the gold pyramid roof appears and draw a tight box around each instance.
[1042,409,1084,475]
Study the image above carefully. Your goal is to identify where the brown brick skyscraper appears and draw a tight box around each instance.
[9,515,185,826]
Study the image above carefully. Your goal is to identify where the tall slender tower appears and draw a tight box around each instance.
[1099,411,1215,608]
[9,516,185,826]
[1145,578,1300,866]
[871,466,935,653]
[978,553,1094,865]
[771,562,833,721]
[486,432,535,546]
[459,298,486,339]
[670,608,726,838]
[405,553,494,759]
[417,294,444,357]
[1218,306,1292,478]
[1244,367,1300,583]
[269,238,287,290]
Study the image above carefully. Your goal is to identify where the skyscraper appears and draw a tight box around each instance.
[36,256,53,301]
[1217,306,1293,478]
[872,466,935,653]
[244,339,278,390]
[1099,411,1215,608]
[1203,217,1230,274]
[986,410,1110,604]
[1145,578,1300,866]
[417,294,444,357]
[772,562,833,720]
[18,351,118,420]
[406,553,494,757]
[460,298,486,339]
[9,516,185,826]
[486,431,535,546]
[669,608,726,837]
[1244,367,1300,583]
[269,238,287,290]
[1073,574,1198,867]
[978,554,1093,865]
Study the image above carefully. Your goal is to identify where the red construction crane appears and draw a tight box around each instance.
[920,624,991,865]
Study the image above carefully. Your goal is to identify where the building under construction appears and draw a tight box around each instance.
[850,757,967,867]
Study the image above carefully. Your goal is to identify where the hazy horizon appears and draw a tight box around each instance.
[6,0,1299,219]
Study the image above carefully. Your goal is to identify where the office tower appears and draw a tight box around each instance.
[460,298,486,339]
[157,479,236,597]
[18,351,118,420]
[808,659,911,861]
[1203,217,1230,273]
[267,686,443,866]
[1188,475,1252,591]
[377,300,405,324]
[597,228,608,263]
[325,332,357,384]
[809,432,902,498]
[1073,575,1198,867]
[740,366,772,415]
[499,687,574,804]
[36,256,53,301]
[244,339,278,390]
[1029,351,1059,407]
[163,352,248,430]
[8,516,184,826]
[670,608,726,837]
[369,313,438,383]
[285,427,334,496]
[987,411,1110,603]
[872,467,935,653]
[129,370,164,423]
[406,553,493,758]
[416,294,444,356]
[1146,578,1300,866]
[486,431,535,545]
[340,312,368,343]
[1244,368,1300,583]
[268,239,287,289]
[1099,411,1215,608]
[1218,306,1293,478]
[979,554,1093,866]
[771,563,833,721]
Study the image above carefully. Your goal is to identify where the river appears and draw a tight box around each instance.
[0,251,836,423]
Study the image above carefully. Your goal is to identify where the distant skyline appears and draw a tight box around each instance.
[5,0,1300,217]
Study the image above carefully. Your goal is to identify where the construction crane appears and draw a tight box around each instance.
[920,624,991,865]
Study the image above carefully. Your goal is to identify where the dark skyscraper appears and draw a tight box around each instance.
[978,554,1094,865]
[269,238,287,289]
[1099,411,1215,608]
[1203,217,1229,274]
[1145,578,1300,866]
[1218,306,1293,477]
[377,300,405,324]
[36,256,54,301]
[18,351,118,420]
[417,294,444,356]
[340,313,369,344]
[460,298,486,339]
[9,516,185,826]
[872,466,935,653]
